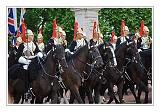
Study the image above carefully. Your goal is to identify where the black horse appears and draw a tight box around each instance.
[8,44,68,104]
[115,40,149,103]
[8,43,18,68]
[97,42,125,104]
[139,49,152,82]
[30,45,68,104]
[61,41,104,104]
[78,42,121,104]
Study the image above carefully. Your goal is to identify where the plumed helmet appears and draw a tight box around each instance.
[16,36,22,43]
[27,29,34,36]
[37,34,43,39]
[124,26,129,31]
[143,26,149,32]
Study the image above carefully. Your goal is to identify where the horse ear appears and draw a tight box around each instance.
[126,41,129,46]
[84,38,88,46]
[103,45,105,50]
[88,45,90,49]
[52,45,56,51]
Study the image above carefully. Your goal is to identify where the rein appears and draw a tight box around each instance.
[37,53,66,89]
[71,53,102,82]
[37,56,59,79]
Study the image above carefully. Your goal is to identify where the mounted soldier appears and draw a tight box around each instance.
[45,20,67,53]
[90,21,104,47]
[18,29,42,66]
[36,33,45,52]
[116,20,130,48]
[69,21,86,53]
[15,36,24,62]
[54,26,67,48]
[137,26,152,50]
[109,31,118,50]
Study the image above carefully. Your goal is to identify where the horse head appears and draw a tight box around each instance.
[51,44,68,69]
[126,40,141,63]
[99,42,117,67]
[88,45,104,68]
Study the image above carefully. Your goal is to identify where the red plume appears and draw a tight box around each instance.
[120,19,125,36]
[38,25,42,34]
[21,20,26,42]
[74,21,78,40]
[52,19,57,38]
[93,21,96,38]
[140,20,144,37]
[110,31,115,43]
[16,28,21,37]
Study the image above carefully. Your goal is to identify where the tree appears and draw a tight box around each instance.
[98,8,152,40]
[15,8,152,44]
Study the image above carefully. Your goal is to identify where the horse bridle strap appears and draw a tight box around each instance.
[71,59,94,82]
[37,56,59,79]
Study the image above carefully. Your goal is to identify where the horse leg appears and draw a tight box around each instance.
[137,89,142,104]
[35,96,43,104]
[69,92,75,104]
[79,86,86,103]
[13,95,21,104]
[70,85,83,104]
[50,89,59,104]
[21,94,25,104]
[122,81,129,95]
[107,83,119,104]
[117,80,124,103]
[99,83,108,104]
[94,84,101,104]
[128,83,139,103]
[144,80,149,103]
[86,88,94,104]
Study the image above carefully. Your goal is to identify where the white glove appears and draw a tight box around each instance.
[18,56,31,65]
[138,49,142,52]
[37,52,43,58]
[65,49,70,52]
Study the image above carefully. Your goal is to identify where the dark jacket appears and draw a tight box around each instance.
[69,40,77,52]
[116,36,131,48]
[90,39,98,46]
[137,36,152,49]
[16,43,25,60]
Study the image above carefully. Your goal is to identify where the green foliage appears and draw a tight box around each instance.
[99,8,152,40]
[16,8,152,44]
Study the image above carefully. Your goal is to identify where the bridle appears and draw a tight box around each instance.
[71,47,103,82]
[103,45,117,68]
[38,48,65,78]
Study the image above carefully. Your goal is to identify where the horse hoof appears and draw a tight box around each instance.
[136,100,141,104]
[120,99,125,104]
[144,100,148,104]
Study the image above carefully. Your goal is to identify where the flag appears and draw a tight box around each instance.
[52,19,57,38]
[21,20,26,42]
[19,8,26,33]
[73,21,78,40]
[93,21,96,37]
[19,8,26,42]
[120,19,125,36]
[16,28,21,37]
[8,8,17,35]
[11,36,17,46]
[140,20,144,37]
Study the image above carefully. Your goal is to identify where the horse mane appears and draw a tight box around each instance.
[71,45,88,59]
[115,41,127,53]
